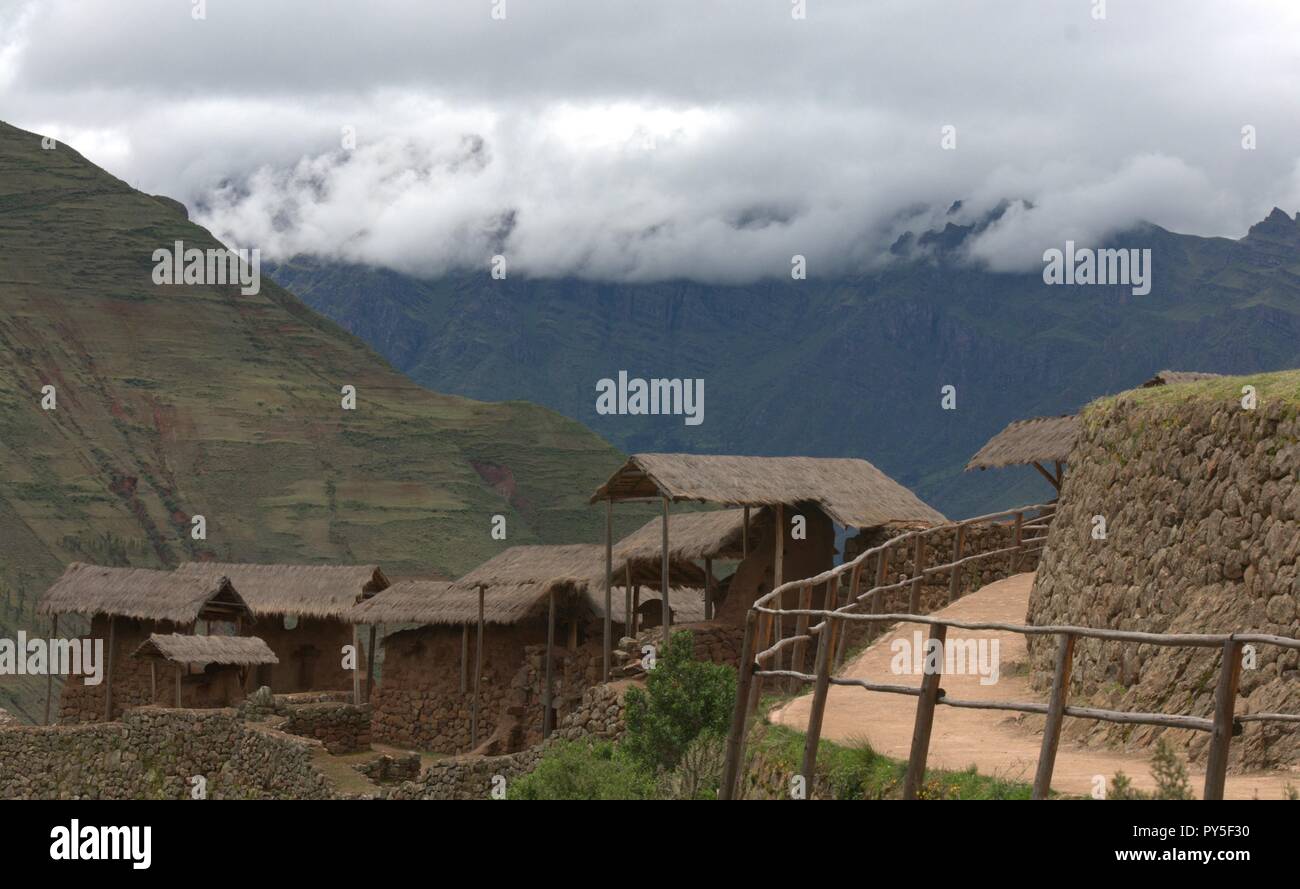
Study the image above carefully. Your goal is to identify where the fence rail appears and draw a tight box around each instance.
[719,502,1300,800]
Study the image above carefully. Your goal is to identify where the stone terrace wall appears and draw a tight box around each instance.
[1028,397,1300,769]
[281,701,371,754]
[0,708,334,799]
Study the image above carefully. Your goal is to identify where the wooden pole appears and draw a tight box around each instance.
[742,506,749,558]
[543,588,556,739]
[150,660,156,705]
[871,545,888,641]
[471,585,484,749]
[631,585,640,637]
[1012,511,1024,572]
[791,584,813,680]
[721,610,758,800]
[772,503,785,670]
[1032,632,1075,799]
[948,524,965,603]
[661,496,671,641]
[366,624,377,703]
[104,616,116,721]
[834,564,860,668]
[1203,638,1244,800]
[909,534,925,613]
[45,613,57,725]
[351,625,361,705]
[624,562,633,637]
[902,622,947,799]
[798,608,836,796]
[604,498,613,682]
[704,557,714,621]
[175,669,182,708]
[460,624,468,694]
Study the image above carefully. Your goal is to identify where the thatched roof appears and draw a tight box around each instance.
[37,563,251,623]
[1142,370,1223,387]
[592,454,945,528]
[351,580,475,626]
[176,562,390,619]
[613,508,757,564]
[966,415,1080,470]
[134,633,278,666]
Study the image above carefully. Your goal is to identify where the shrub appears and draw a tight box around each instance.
[657,732,727,800]
[506,740,653,800]
[1107,739,1194,800]
[622,630,737,773]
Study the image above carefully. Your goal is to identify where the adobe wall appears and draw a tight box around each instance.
[248,616,365,694]
[713,505,837,625]
[1027,397,1300,769]
[0,708,334,799]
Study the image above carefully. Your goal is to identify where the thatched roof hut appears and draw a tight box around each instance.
[965,414,1079,491]
[133,633,279,666]
[37,563,251,624]
[591,454,946,527]
[1142,370,1223,387]
[175,562,390,619]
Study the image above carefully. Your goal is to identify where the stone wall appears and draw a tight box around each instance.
[281,701,371,754]
[1027,396,1300,769]
[0,707,335,799]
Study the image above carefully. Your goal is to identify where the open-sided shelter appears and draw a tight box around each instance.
[965,414,1080,492]
[133,633,278,709]
[37,562,252,723]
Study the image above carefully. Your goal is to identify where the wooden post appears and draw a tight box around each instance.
[175,669,182,708]
[1012,511,1024,572]
[1203,638,1244,801]
[902,622,947,799]
[720,610,758,800]
[661,496,672,641]
[704,557,714,621]
[909,534,925,613]
[366,624,377,703]
[798,610,836,796]
[351,625,361,705]
[604,498,613,682]
[45,613,58,725]
[150,660,157,705]
[104,616,116,721]
[742,506,749,558]
[631,585,640,637]
[834,564,860,668]
[543,588,556,739]
[948,524,965,603]
[471,585,484,749]
[772,503,785,670]
[1032,632,1075,799]
[790,585,813,684]
[871,545,888,641]
[460,624,468,694]
[624,562,633,637]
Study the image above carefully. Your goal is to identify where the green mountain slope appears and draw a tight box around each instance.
[0,121,638,720]
[272,209,1300,520]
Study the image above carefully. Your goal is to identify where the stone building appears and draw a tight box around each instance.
[176,562,388,695]
[37,563,254,722]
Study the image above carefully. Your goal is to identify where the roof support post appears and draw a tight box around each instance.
[351,624,361,705]
[543,587,556,739]
[175,669,182,708]
[661,496,672,643]
[1031,461,1061,492]
[45,613,57,725]
[742,506,750,558]
[624,562,633,640]
[631,585,640,637]
[772,503,784,673]
[366,624,377,703]
[471,584,484,749]
[604,497,613,683]
[460,624,468,694]
[704,557,714,621]
[104,616,116,722]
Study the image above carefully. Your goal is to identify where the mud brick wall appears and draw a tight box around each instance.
[0,708,334,799]
[1028,396,1300,769]
[281,701,371,754]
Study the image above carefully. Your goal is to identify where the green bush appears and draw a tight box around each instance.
[1107,739,1194,800]
[656,732,727,800]
[622,630,737,773]
[506,740,654,800]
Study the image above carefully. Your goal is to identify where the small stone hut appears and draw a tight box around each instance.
[133,633,278,709]
[176,562,389,695]
[37,563,253,723]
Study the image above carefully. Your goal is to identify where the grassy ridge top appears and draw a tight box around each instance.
[1089,369,1300,412]
[0,121,638,718]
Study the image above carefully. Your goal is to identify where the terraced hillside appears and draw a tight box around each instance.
[0,121,638,720]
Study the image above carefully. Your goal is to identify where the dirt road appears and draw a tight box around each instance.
[773,572,1299,799]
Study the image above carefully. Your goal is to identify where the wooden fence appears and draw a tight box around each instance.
[718,502,1300,800]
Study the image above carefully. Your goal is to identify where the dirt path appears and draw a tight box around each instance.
[773,572,1299,800]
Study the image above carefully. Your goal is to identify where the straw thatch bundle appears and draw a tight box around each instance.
[965,415,1080,470]
[176,562,389,619]
[1142,370,1223,387]
[592,454,945,528]
[612,508,756,564]
[133,633,279,666]
[37,563,249,623]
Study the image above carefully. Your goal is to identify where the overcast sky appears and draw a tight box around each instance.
[3,0,1300,281]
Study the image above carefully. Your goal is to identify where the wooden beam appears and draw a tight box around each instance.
[175,669,182,708]
[624,561,633,637]
[661,496,672,641]
[104,616,116,721]
[742,506,749,558]
[543,588,556,739]
[631,585,640,637]
[902,623,946,799]
[703,557,714,621]
[351,625,361,705]
[1203,638,1244,800]
[1032,632,1075,799]
[1031,461,1061,491]
[365,624,377,703]
[604,498,613,682]
[150,659,157,705]
[772,503,785,671]
[798,609,837,796]
[460,623,468,694]
[720,610,758,800]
